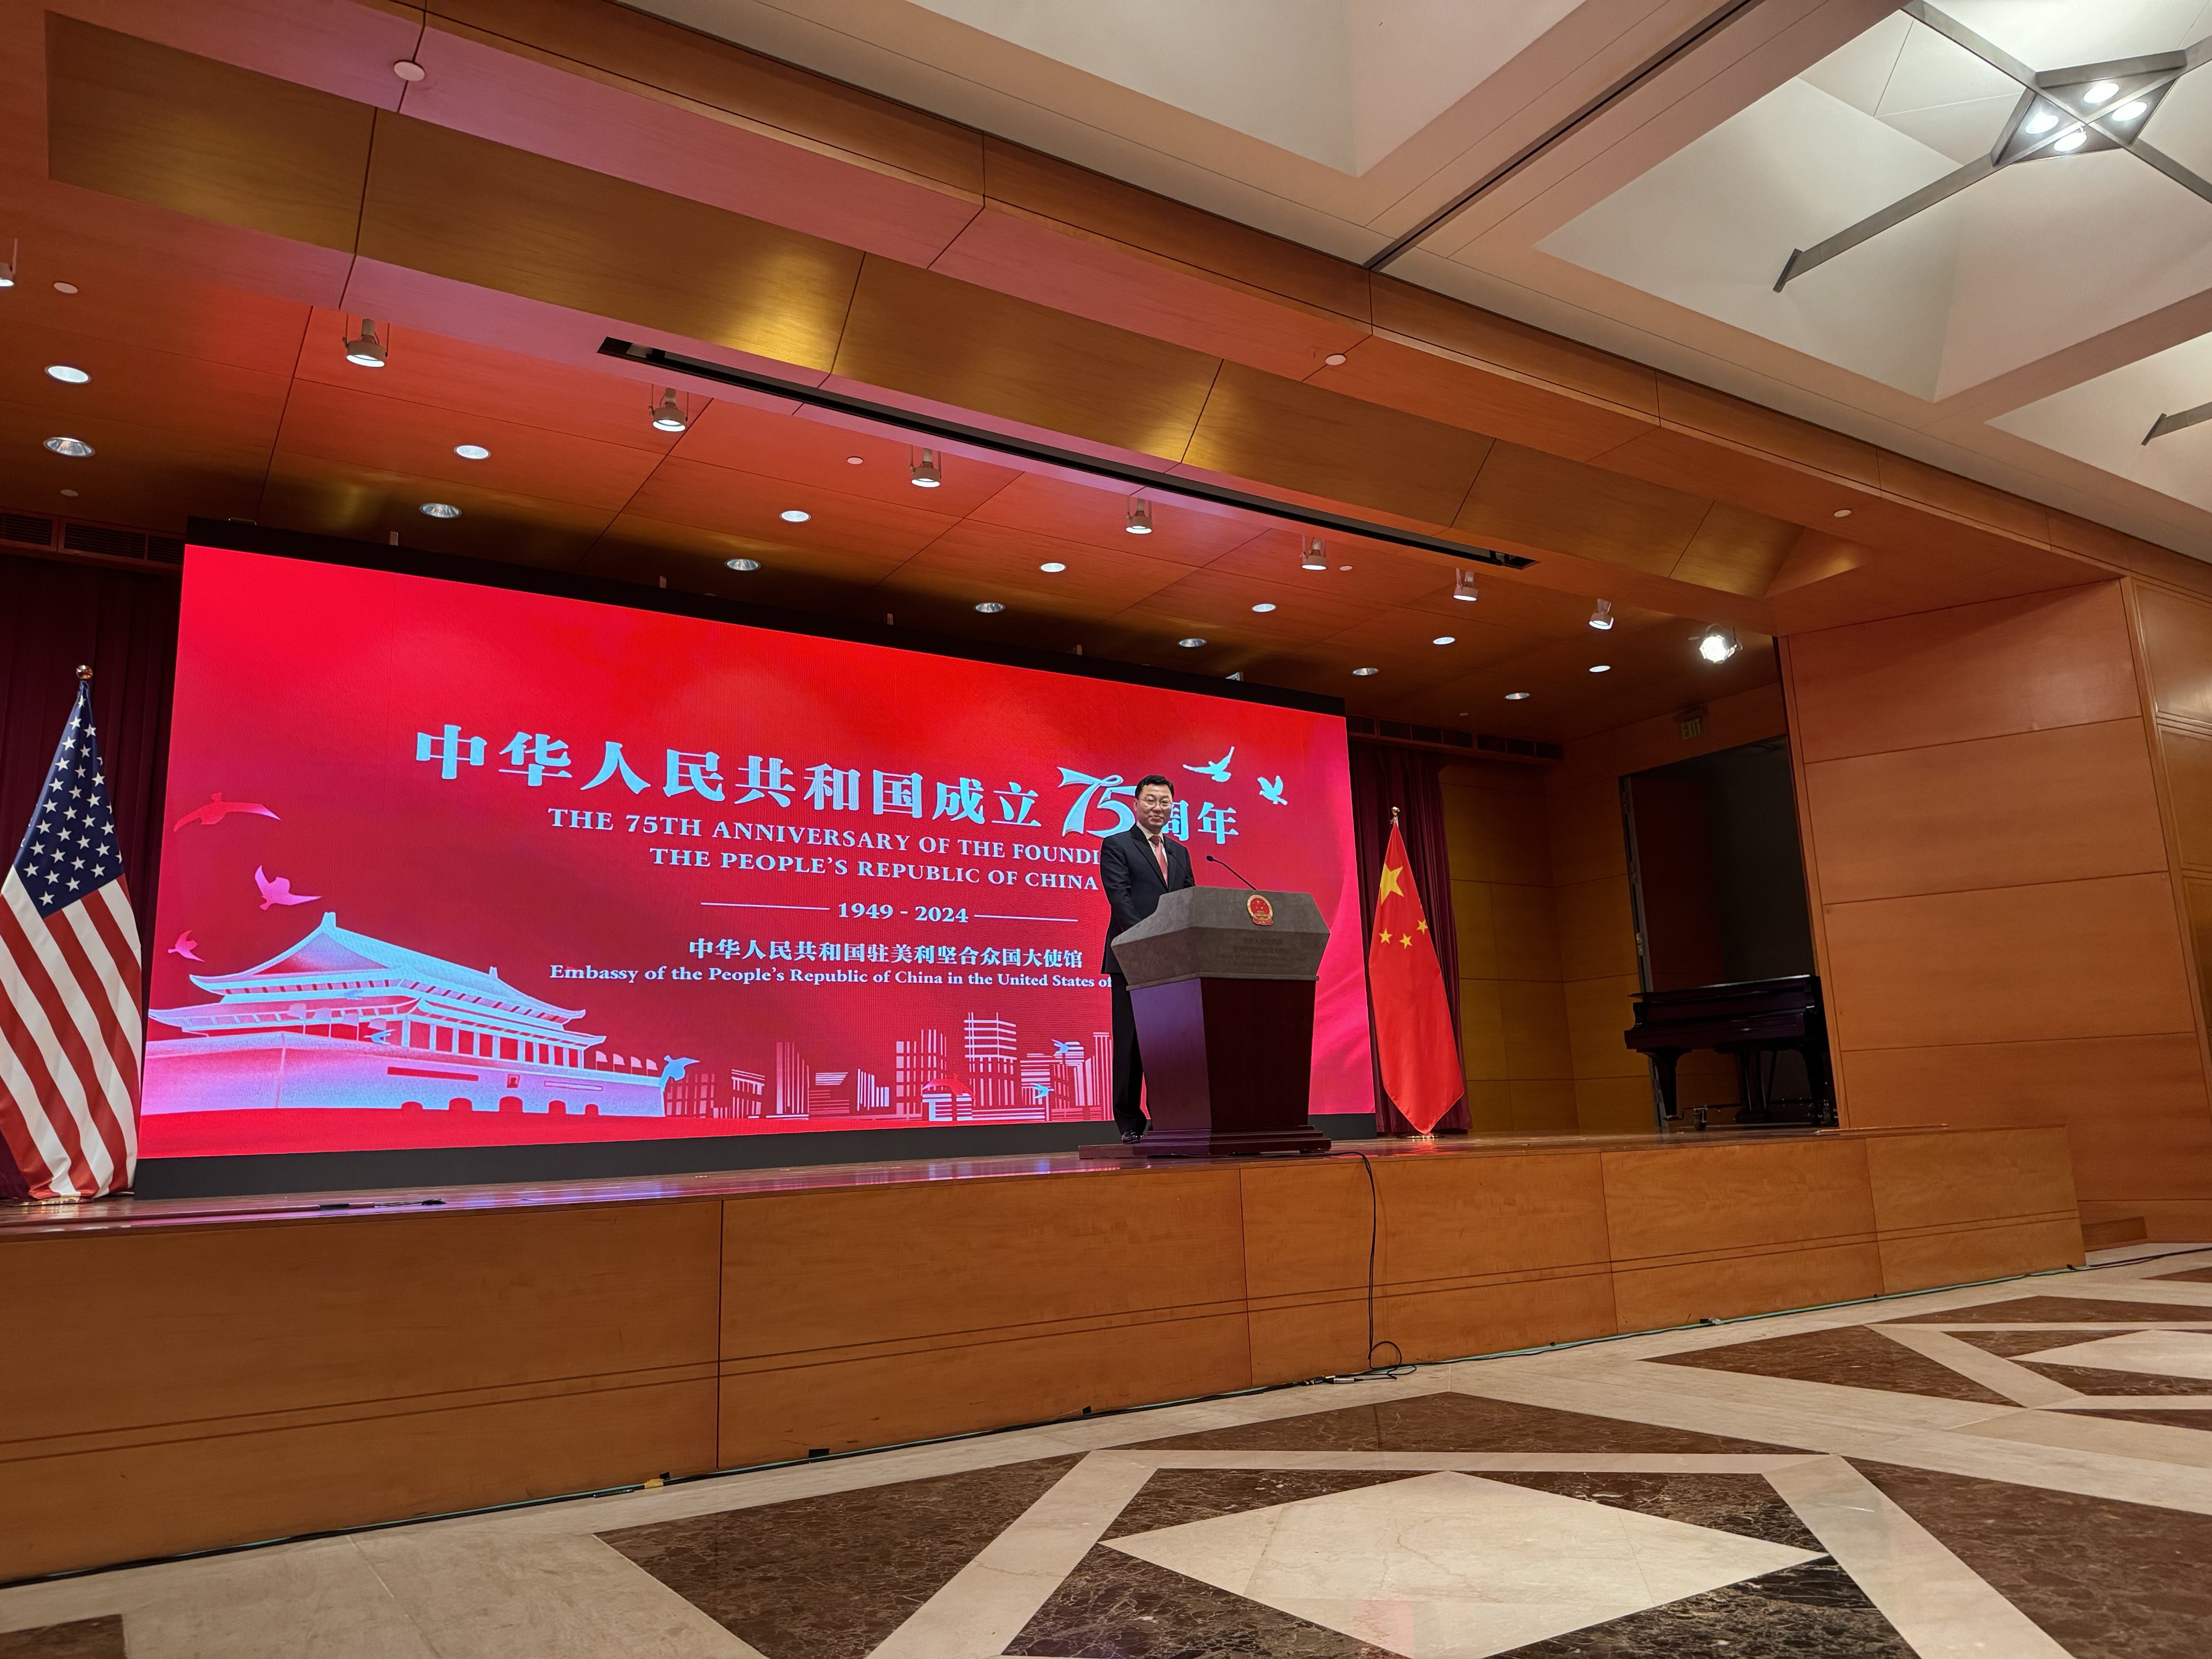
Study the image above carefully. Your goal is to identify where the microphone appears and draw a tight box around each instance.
[1206,853,1260,891]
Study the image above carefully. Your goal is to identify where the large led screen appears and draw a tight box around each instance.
[143,547,1371,1157]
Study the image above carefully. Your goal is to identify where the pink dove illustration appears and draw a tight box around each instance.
[167,929,203,961]
[174,793,279,831]
[254,866,320,910]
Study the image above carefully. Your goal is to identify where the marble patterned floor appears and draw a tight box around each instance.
[6,1245,2212,1658]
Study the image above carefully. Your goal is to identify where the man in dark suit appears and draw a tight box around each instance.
[1098,773,1195,1142]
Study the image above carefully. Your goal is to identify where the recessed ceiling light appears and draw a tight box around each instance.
[420,501,460,518]
[2083,79,2119,105]
[342,320,386,368]
[2054,128,2088,152]
[650,390,687,432]
[58,488,77,497]
[44,365,89,384]
[1126,498,1154,535]
[779,508,811,523]
[1453,569,1480,601]
[1252,602,1276,612]
[1432,636,1455,645]
[52,281,76,295]
[2024,106,2060,136]
[393,59,426,81]
[975,601,1004,613]
[1039,561,1066,573]
[845,455,864,466]
[1338,564,1352,571]
[2114,99,2149,123]
[1588,663,1611,673]
[44,436,92,457]
[454,443,490,460]
[1323,352,1347,366]
[1505,691,1531,700]
[1177,637,1206,648]
[726,558,760,571]
[1588,599,1615,631]
[1301,537,1327,571]
[1352,666,1379,677]
[911,448,942,488]
[1697,624,1741,663]
[1832,508,1852,518]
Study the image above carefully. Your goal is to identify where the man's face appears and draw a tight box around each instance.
[1135,784,1175,832]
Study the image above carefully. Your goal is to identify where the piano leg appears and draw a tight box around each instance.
[1649,1049,1683,1125]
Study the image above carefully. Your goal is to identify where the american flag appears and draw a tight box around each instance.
[1,674,141,1199]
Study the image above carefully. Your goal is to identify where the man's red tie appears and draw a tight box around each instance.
[1150,835,1168,879]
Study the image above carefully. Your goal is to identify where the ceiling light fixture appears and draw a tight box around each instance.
[845,455,864,466]
[726,558,759,571]
[1352,666,1380,677]
[51,281,76,295]
[1832,508,1852,518]
[1177,637,1205,648]
[1432,636,1455,646]
[1505,691,1532,701]
[45,365,88,384]
[454,443,490,460]
[2053,128,2088,152]
[420,502,460,518]
[975,601,1003,613]
[2083,79,2120,105]
[59,488,77,498]
[1697,624,1741,663]
[0,239,16,287]
[650,389,687,432]
[1453,569,1480,601]
[779,508,811,523]
[2023,106,2061,136]
[2114,99,2150,122]
[1588,599,1615,631]
[44,436,92,457]
[1588,663,1611,673]
[1251,602,1277,613]
[1125,497,1154,535]
[342,319,387,368]
[910,448,942,488]
[393,59,426,81]
[1301,537,1327,570]
[1323,352,1347,366]
[1039,561,1066,573]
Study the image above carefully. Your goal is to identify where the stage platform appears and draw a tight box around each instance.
[0,1124,2081,1580]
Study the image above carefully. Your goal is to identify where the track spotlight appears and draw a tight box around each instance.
[420,502,461,518]
[1588,598,1615,631]
[910,448,942,488]
[1125,498,1154,535]
[1301,536,1327,571]
[650,389,688,432]
[1453,569,1480,602]
[726,558,759,571]
[343,319,387,368]
[0,239,16,287]
[1697,624,1741,663]
[44,436,93,457]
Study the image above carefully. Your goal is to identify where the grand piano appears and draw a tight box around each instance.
[1623,974,1836,1129]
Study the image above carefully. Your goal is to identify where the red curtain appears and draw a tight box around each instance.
[0,552,179,969]
[1349,739,1469,1135]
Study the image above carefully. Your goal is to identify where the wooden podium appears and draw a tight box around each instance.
[1083,887,1332,1158]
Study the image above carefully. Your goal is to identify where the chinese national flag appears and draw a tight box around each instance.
[1367,821,1463,1134]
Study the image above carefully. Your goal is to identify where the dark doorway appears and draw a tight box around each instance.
[1623,736,1818,1121]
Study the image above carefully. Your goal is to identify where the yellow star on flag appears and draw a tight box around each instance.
[1378,863,1406,901]
[1417,919,1429,933]
[1399,933,1413,947]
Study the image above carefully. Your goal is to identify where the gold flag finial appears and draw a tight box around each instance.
[76,664,92,680]
[1390,804,1400,824]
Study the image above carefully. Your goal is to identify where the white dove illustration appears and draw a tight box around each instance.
[1183,746,1235,783]
[1258,776,1287,805]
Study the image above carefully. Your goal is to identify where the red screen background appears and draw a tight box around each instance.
[142,548,1372,1156]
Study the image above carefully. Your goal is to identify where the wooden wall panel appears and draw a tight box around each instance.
[1822,874,2195,1050]
[2135,583,2212,724]
[2159,726,2212,870]
[0,1203,721,1442]
[45,16,374,252]
[0,1125,2074,1577]
[1787,586,2141,764]
[1787,580,2212,1236]
[1804,721,2168,902]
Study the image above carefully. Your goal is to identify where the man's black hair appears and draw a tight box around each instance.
[1134,773,1176,796]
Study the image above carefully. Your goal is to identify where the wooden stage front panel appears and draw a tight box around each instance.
[0,1124,2079,1579]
